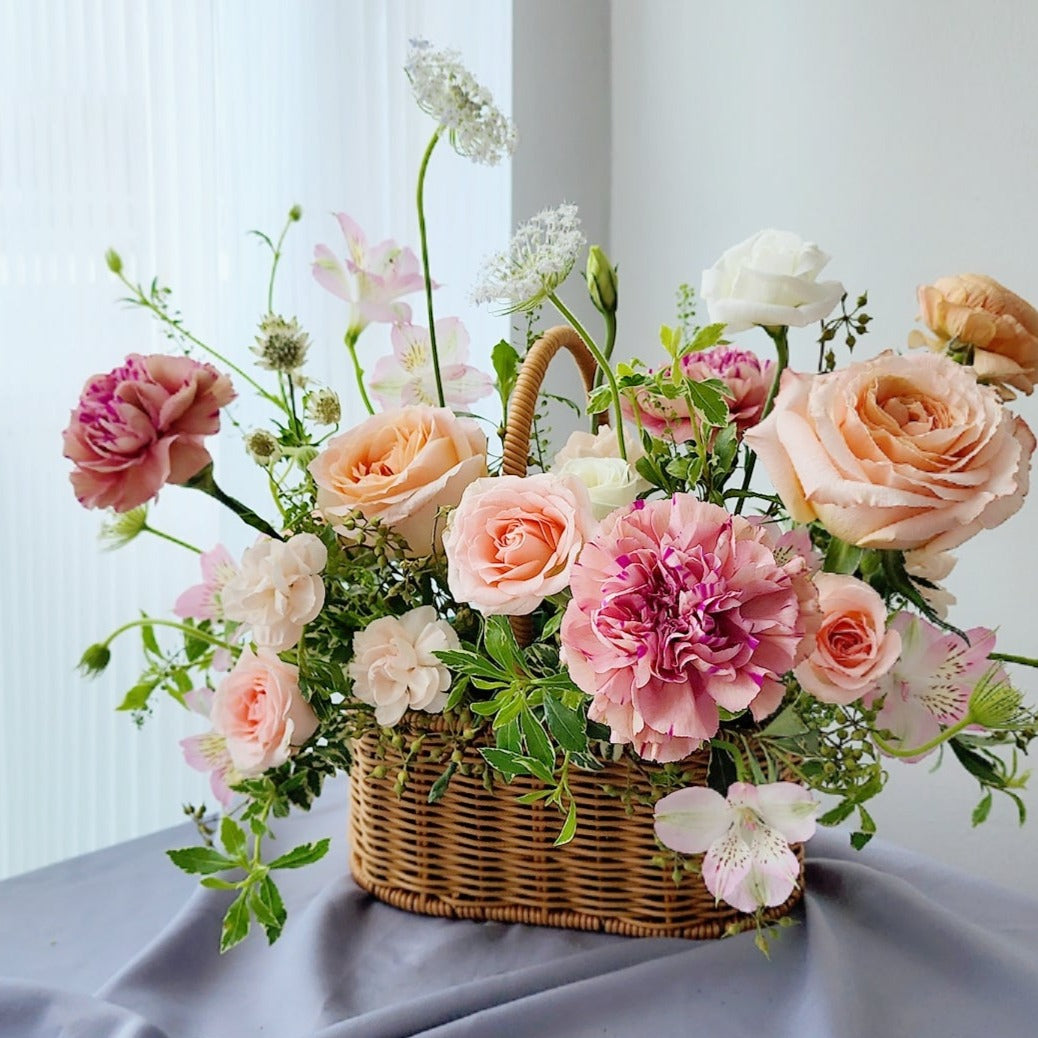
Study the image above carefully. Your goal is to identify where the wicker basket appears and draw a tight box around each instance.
[348,326,805,938]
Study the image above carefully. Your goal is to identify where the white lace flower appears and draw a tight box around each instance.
[472,204,585,313]
[405,39,517,166]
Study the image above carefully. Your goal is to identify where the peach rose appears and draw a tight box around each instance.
[211,648,318,777]
[744,351,1035,553]
[63,353,235,513]
[794,573,901,705]
[443,473,595,615]
[916,274,1038,397]
[308,406,486,556]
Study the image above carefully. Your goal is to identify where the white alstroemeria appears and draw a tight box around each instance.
[654,781,818,913]
[368,319,493,409]
[405,39,517,165]
[472,204,585,313]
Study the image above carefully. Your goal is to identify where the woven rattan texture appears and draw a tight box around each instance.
[348,325,804,938]
[349,718,804,938]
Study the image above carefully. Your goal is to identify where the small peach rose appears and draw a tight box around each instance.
[916,274,1038,397]
[348,606,460,725]
[443,473,595,615]
[308,406,486,556]
[794,573,901,705]
[211,648,318,777]
[744,351,1035,553]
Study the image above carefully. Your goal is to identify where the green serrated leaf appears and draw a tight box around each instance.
[444,675,469,713]
[760,706,810,739]
[492,340,519,397]
[167,846,236,875]
[116,681,158,712]
[553,800,578,846]
[268,838,331,871]
[496,717,522,754]
[480,746,524,781]
[819,800,857,827]
[249,875,287,944]
[686,322,726,354]
[483,616,522,672]
[543,694,587,753]
[220,890,251,953]
[849,831,873,850]
[200,876,241,890]
[685,378,730,427]
[521,709,556,769]
[971,790,993,827]
[220,816,247,860]
[586,384,613,416]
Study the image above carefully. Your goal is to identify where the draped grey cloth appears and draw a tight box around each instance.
[2,777,1037,1037]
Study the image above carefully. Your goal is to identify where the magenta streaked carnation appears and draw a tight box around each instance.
[63,353,235,513]
[621,345,773,444]
[560,495,806,762]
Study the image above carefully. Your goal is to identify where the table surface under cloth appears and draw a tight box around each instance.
[2,776,1037,1038]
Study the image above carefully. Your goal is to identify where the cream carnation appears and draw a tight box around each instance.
[348,606,460,726]
[222,533,327,652]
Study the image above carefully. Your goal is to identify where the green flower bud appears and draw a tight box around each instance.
[586,244,618,315]
[98,506,148,551]
[969,671,1027,730]
[288,204,303,222]
[78,643,112,677]
[105,249,123,274]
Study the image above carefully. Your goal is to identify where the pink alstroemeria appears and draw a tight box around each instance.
[179,688,241,809]
[369,319,494,409]
[173,545,239,621]
[866,613,1006,761]
[312,213,428,337]
[654,781,818,913]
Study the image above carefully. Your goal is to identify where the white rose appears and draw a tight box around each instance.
[553,455,647,521]
[222,533,328,652]
[701,229,844,333]
[347,606,460,726]
[552,426,644,467]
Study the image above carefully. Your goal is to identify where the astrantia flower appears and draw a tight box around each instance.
[654,782,818,913]
[174,544,239,621]
[405,39,517,166]
[312,214,427,338]
[472,204,585,313]
[305,387,341,426]
[244,428,283,467]
[348,606,461,726]
[560,495,805,762]
[369,318,493,409]
[252,314,310,373]
[866,614,1007,761]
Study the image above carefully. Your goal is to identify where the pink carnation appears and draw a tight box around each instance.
[63,353,235,512]
[561,495,804,762]
[621,346,773,443]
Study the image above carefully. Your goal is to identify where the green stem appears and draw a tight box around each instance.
[547,293,627,462]
[183,463,283,540]
[990,652,1038,669]
[734,325,788,515]
[266,213,295,314]
[117,272,288,415]
[592,311,617,393]
[102,617,235,652]
[416,127,446,408]
[142,524,201,554]
[873,714,973,759]
[344,330,375,415]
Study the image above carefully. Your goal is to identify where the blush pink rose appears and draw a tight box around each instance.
[793,573,901,705]
[308,405,486,556]
[560,495,805,763]
[443,473,595,615]
[744,351,1035,553]
[63,353,235,512]
[916,274,1038,397]
[622,346,774,443]
[210,648,318,777]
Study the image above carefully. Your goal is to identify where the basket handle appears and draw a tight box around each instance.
[501,325,599,645]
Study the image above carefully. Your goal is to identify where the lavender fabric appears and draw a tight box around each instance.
[2,777,1037,1038]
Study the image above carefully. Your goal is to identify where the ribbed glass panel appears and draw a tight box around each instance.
[0,0,511,878]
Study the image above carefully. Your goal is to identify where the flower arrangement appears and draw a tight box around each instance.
[69,40,1038,954]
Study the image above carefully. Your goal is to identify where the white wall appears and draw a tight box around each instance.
[611,0,1038,894]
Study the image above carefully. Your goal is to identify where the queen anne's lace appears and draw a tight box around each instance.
[405,39,517,166]
[472,204,585,313]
